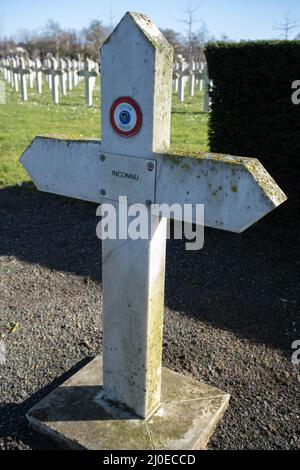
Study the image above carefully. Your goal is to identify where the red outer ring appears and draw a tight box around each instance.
[110,97,143,138]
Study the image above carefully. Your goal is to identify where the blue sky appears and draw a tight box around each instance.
[1,0,300,40]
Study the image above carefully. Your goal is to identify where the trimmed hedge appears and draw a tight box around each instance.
[205,41,300,190]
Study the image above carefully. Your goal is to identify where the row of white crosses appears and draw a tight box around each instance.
[0,56,31,101]
[173,59,211,111]
[0,56,99,106]
[1,55,209,111]
[21,12,286,450]
[1,54,209,110]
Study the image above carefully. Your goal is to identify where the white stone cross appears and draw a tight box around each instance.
[58,58,68,97]
[14,57,30,101]
[34,58,43,95]
[1,58,9,82]
[72,59,79,87]
[21,12,286,448]
[66,59,74,91]
[7,58,15,88]
[196,62,204,92]
[43,58,62,104]
[11,58,19,92]
[195,64,211,112]
[78,58,98,107]
[27,59,35,89]
[43,59,52,90]
[189,61,196,97]
[177,60,189,102]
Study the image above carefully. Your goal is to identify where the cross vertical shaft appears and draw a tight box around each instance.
[102,212,167,418]
[100,12,173,418]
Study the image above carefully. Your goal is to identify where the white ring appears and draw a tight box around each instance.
[113,102,137,133]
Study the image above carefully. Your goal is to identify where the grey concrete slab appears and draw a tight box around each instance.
[27,356,230,450]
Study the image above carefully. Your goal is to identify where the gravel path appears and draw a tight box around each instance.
[0,185,299,450]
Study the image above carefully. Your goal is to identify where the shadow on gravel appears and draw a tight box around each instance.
[0,183,299,353]
[0,357,92,449]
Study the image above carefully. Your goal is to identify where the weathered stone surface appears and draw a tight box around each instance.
[101,12,173,157]
[27,356,230,450]
[20,136,287,233]
[102,213,167,419]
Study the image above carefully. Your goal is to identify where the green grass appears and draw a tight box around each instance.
[0,76,208,187]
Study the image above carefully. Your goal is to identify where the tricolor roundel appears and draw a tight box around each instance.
[110,97,143,138]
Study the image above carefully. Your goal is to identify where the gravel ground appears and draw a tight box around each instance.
[0,184,299,450]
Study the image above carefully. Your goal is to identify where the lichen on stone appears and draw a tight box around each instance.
[38,134,101,144]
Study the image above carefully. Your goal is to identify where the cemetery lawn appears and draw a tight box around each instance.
[0,78,208,187]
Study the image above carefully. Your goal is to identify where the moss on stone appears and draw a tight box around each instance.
[38,134,101,144]
[145,254,165,417]
[129,12,173,58]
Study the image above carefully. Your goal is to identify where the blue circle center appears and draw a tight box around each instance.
[119,110,131,125]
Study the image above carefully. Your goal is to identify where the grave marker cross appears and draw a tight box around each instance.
[43,58,62,104]
[34,58,43,95]
[78,58,98,107]
[8,58,15,88]
[11,58,19,92]
[13,57,31,101]
[58,59,68,97]
[21,12,287,449]
[66,59,74,91]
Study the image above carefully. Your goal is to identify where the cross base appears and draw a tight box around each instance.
[26,356,230,450]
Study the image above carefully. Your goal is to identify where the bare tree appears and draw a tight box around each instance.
[104,5,117,30]
[42,19,61,39]
[274,12,300,40]
[2,13,205,60]
[17,29,39,55]
[197,20,210,44]
[161,28,185,55]
[81,20,110,58]
[59,29,81,57]
[0,37,16,56]
[178,3,200,61]
[15,19,83,58]
[41,19,63,56]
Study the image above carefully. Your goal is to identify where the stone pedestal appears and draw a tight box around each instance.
[27,356,229,450]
